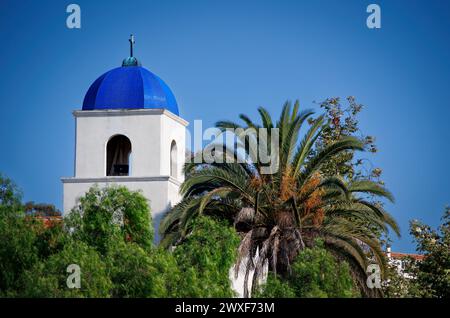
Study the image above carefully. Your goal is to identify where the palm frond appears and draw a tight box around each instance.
[299,136,365,184]
[348,180,395,203]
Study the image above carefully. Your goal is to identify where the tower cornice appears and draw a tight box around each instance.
[72,108,189,127]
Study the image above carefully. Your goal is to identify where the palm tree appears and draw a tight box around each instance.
[160,101,399,297]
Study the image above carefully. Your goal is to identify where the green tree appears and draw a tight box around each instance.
[33,220,69,260]
[161,101,399,296]
[22,240,112,297]
[66,185,153,254]
[56,185,242,298]
[256,242,358,298]
[107,242,168,297]
[309,97,379,180]
[173,216,240,297]
[0,174,70,296]
[1,178,229,298]
[0,172,22,209]
[0,210,40,296]
[146,247,185,297]
[410,207,450,298]
[289,242,358,297]
[253,274,296,298]
[382,257,421,298]
[64,185,173,297]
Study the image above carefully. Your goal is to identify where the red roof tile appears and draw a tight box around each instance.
[390,252,425,261]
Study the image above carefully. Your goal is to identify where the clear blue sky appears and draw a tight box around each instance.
[0,0,449,252]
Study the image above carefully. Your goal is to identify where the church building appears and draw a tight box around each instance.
[61,36,188,240]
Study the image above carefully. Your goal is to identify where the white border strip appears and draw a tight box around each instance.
[72,108,189,127]
[61,175,181,186]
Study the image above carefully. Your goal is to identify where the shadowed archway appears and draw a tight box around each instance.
[106,135,132,176]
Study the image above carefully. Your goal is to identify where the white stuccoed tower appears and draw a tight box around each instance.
[62,36,188,241]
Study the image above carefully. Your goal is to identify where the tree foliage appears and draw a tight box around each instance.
[382,207,450,298]
[0,173,64,296]
[409,207,450,298]
[0,172,22,209]
[0,177,238,298]
[256,242,359,298]
[66,185,153,254]
[0,211,41,296]
[309,97,379,180]
[107,242,167,297]
[382,257,421,298]
[21,241,112,298]
[23,201,61,217]
[173,216,240,297]
[253,274,296,298]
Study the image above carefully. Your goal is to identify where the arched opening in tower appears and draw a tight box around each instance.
[106,135,132,176]
[170,140,177,179]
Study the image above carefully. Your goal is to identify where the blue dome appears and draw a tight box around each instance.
[82,66,179,115]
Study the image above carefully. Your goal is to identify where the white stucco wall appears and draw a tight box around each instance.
[160,113,186,182]
[73,109,187,178]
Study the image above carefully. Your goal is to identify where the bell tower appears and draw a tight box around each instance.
[62,36,188,241]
